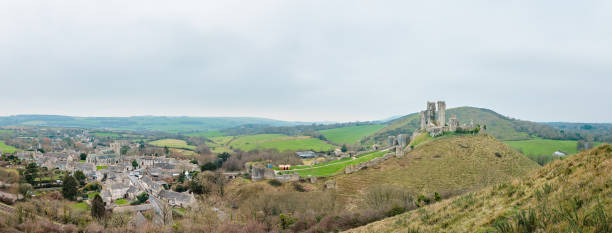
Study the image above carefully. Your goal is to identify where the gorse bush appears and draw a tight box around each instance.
[584,200,611,233]
[268,179,282,187]
[387,205,406,217]
[494,218,513,233]
[293,182,306,192]
[515,209,539,233]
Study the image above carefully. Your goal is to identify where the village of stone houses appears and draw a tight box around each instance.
[0,100,609,233]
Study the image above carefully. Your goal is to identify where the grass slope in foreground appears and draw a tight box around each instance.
[319,124,385,145]
[334,135,540,202]
[148,139,196,150]
[346,144,612,233]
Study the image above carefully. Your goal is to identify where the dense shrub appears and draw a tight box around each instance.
[268,179,282,187]
[200,162,218,171]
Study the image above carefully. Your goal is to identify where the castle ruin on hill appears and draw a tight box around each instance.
[419,101,460,137]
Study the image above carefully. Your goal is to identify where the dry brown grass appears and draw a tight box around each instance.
[333,135,539,209]
[345,144,612,233]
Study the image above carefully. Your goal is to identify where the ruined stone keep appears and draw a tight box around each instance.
[419,101,457,137]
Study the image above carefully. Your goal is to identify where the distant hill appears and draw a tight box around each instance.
[363,106,585,144]
[346,143,612,233]
[333,135,540,207]
[543,122,612,142]
[319,124,386,145]
[0,115,306,133]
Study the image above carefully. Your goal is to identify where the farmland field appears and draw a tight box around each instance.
[258,138,336,152]
[185,131,224,138]
[0,140,18,153]
[71,202,89,211]
[115,198,128,205]
[148,139,196,150]
[227,134,336,152]
[206,136,234,153]
[319,124,385,145]
[504,139,590,155]
[0,129,13,135]
[169,148,197,156]
[289,151,388,177]
[91,132,121,138]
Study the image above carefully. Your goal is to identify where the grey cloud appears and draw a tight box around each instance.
[0,0,611,122]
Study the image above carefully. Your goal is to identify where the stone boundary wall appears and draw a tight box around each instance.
[113,203,154,212]
[274,173,300,182]
[344,153,394,174]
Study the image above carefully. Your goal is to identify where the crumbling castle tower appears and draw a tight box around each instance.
[420,101,445,130]
[426,101,436,125]
[437,101,446,126]
[419,111,426,129]
[448,115,458,132]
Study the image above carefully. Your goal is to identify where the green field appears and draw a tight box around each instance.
[96,165,107,170]
[71,202,89,211]
[280,151,387,177]
[0,129,13,135]
[228,134,336,152]
[319,125,385,145]
[115,198,128,205]
[87,192,100,199]
[504,139,581,155]
[185,131,224,138]
[0,140,18,153]
[148,139,196,150]
[91,132,121,138]
[206,136,234,153]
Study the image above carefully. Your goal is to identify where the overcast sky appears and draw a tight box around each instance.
[1,1,611,123]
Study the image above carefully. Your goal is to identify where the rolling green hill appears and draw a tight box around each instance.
[346,144,612,233]
[333,135,540,206]
[365,106,565,145]
[319,124,385,145]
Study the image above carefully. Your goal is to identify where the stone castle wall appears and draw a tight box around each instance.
[344,153,394,174]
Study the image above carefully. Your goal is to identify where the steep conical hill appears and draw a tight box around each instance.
[345,143,612,233]
[334,134,540,207]
[364,106,564,144]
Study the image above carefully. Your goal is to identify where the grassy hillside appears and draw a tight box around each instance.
[366,106,560,144]
[346,144,612,233]
[319,124,385,145]
[333,135,539,206]
[148,139,196,150]
[184,130,224,138]
[544,122,612,143]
